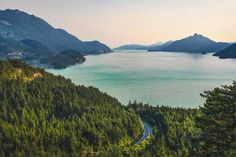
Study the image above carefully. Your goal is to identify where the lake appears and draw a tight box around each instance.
[48,50,236,108]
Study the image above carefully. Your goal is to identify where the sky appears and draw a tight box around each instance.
[0,0,236,48]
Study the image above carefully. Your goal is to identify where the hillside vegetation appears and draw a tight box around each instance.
[125,103,200,157]
[0,60,235,157]
[0,60,142,157]
[123,81,236,157]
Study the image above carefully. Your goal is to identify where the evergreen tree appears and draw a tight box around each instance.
[196,82,236,157]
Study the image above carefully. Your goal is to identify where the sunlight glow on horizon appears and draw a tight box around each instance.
[1,0,236,47]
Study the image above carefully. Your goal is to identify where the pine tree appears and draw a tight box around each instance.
[196,82,236,157]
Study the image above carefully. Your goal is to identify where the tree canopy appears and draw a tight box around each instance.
[196,82,236,157]
[0,60,235,157]
[0,60,142,157]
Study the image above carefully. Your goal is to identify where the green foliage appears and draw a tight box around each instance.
[126,81,236,157]
[126,102,200,157]
[43,50,86,69]
[196,82,236,157]
[0,60,142,157]
[0,60,235,157]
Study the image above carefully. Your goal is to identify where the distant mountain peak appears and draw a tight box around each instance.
[187,33,209,40]
[193,33,201,36]
[154,33,230,53]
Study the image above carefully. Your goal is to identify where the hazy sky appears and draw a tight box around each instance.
[1,0,236,47]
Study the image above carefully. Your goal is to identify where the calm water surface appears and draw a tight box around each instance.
[48,50,236,108]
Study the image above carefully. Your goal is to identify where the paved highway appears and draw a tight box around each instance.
[135,121,153,145]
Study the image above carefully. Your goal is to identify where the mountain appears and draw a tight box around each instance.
[20,39,53,58]
[82,41,112,54]
[147,41,173,51]
[114,33,230,53]
[213,43,236,58]
[20,39,51,52]
[0,60,142,156]
[42,50,86,69]
[114,44,149,50]
[0,9,112,55]
[149,42,165,47]
[0,36,86,69]
[0,34,24,57]
[158,33,230,53]
[114,42,166,50]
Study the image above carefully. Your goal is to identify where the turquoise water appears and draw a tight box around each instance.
[48,50,236,108]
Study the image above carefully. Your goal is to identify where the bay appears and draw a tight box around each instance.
[48,50,236,108]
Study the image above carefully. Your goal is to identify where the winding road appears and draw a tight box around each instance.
[135,121,153,145]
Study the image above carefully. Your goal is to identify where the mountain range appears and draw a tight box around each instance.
[0,9,112,68]
[0,9,112,54]
[114,42,165,50]
[116,33,231,53]
[1,9,235,64]
[0,33,86,69]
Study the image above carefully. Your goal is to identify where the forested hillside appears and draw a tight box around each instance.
[0,60,142,157]
[123,81,236,157]
[0,60,235,157]
[125,103,200,157]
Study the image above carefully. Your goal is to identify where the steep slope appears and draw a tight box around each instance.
[160,33,230,53]
[20,39,53,58]
[213,43,236,58]
[0,60,142,156]
[82,41,113,54]
[0,9,112,54]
